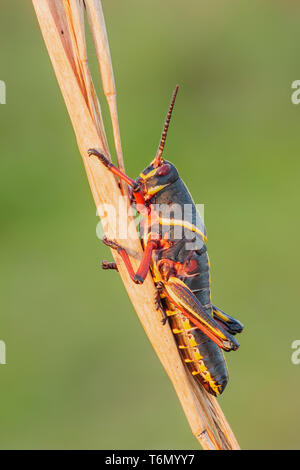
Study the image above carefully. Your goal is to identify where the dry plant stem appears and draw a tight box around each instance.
[32,0,240,450]
[85,0,127,196]
[63,0,110,154]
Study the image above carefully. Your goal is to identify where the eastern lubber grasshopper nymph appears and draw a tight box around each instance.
[88,86,244,396]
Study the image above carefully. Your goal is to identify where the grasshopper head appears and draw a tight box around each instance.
[136,160,179,200]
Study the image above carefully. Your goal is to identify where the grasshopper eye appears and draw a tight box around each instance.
[156,163,171,176]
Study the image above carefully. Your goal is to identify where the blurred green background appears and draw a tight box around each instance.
[1,0,300,450]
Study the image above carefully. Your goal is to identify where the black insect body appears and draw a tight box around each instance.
[88,86,243,396]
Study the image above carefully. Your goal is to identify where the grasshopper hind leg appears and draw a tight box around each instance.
[154,283,168,325]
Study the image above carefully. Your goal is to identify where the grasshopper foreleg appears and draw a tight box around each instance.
[102,235,158,284]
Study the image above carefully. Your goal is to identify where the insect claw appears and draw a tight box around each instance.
[102,236,120,251]
[101,260,118,271]
[133,274,144,284]
[88,149,112,168]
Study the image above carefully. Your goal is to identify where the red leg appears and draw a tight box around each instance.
[88,149,148,215]
[103,236,158,284]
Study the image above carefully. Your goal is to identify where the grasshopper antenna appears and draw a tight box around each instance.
[153,85,179,167]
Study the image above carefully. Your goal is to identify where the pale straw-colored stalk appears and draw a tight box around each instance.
[32,0,240,450]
